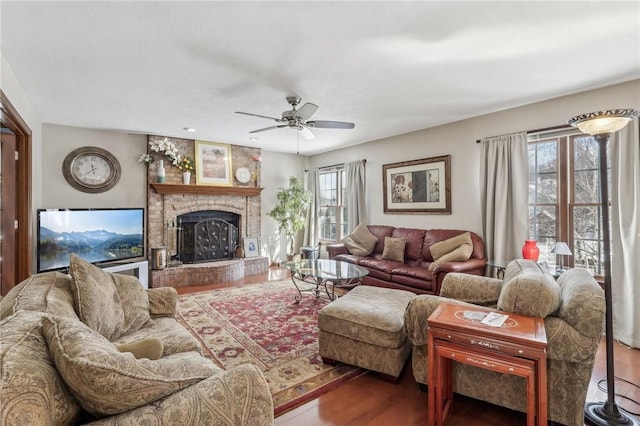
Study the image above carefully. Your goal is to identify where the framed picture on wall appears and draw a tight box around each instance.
[195,141,232,186]
[382,155,451,214]
[244,237,260,258]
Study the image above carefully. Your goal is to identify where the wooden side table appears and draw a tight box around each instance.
[427,303,547,426]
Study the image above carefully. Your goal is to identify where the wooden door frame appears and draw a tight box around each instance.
[1,90,33,286]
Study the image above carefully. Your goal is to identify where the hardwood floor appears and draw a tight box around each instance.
[176,267,640,425]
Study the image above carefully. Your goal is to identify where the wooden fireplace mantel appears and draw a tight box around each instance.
[150,183,264,196]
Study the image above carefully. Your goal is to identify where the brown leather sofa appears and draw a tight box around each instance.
[326,226,486,295]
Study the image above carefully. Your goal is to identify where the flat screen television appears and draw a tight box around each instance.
[37,208,145,273]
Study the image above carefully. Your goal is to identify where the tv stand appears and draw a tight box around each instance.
[103,260,149,289]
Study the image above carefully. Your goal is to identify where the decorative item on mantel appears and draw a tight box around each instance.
[521,240,540,261]
[156,159,166,183]
[177,156,195,185]
[138,137,180,183]
[252,154,262,187]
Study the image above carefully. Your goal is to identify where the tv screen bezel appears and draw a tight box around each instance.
[36,207,146,273]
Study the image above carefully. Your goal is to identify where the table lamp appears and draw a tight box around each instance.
[551,242,572,272]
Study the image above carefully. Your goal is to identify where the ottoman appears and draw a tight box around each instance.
[318,285,416,381]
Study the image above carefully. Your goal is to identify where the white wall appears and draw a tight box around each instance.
[309,79,640,237]
[40,124,147,208]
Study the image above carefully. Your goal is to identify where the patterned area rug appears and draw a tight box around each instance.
[176,279,364,416]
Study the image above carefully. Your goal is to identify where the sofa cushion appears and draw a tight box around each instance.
[42,315,218,416]
[497,259,561,318]
[0,272,79,320]
[0,311,82,425]
[115,338,164,360]
[332,253,363,265]
[428,232,473,270]
[391,264,433,281]
[367,225,396,254]
[423,229,484,262]
[342,223,379,256]
[382,237,406,262]
[391,274,434,292]
[391,228,426,260]
[69,254,150,340]
[318,286,416,348]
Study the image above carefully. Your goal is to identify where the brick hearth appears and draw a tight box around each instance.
[151,257,269,288]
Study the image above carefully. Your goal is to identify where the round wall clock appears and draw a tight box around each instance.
[62,146,121,193]
[235,167,252,184]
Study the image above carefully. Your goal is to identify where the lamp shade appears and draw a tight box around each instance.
[568,109,640,135]
[551,242,572,256]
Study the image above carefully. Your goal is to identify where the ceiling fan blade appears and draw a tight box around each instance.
[250,125,286,134]
[298,125,315,140]
[295,103,319,120]
[236,111,282,122]
[305,120,355,129]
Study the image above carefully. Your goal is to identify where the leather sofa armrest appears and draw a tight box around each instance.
[85,364,274,425]
[146,287,178,317]
[326,243,348,258]
[440,272,503,307]
[431,258,487,295]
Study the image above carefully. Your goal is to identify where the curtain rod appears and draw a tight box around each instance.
[306,159,366,172]
[475,124,570,143]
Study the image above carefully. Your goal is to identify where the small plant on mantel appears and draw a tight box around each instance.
[177,156,195,172]
[267,176,311,258]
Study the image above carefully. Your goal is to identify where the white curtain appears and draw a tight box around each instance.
[611,121,640,348]
[345,160,367,231]
[303,169,320,247]
[479,133,529,261]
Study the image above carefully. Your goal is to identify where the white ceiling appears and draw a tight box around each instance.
[2,1,639,155]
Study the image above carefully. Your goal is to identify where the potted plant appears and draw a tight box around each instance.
[267,176,312,260]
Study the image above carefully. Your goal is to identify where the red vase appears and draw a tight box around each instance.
[522,240,540,261]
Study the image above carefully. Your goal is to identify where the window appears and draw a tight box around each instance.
[528,131,609,276]
[318,167,347,242]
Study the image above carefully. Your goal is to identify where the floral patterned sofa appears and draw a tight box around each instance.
[0,255,274,425]
[404,259,605,426]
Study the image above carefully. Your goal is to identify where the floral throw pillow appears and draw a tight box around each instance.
[381,237,406,262]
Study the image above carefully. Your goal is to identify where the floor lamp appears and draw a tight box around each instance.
[568,109,640,426]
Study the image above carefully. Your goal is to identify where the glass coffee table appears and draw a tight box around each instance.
[283,259,369,303]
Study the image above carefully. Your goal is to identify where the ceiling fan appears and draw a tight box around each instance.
[235,96,355,140]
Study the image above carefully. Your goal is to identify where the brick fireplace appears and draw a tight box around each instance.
[146,136,268,287]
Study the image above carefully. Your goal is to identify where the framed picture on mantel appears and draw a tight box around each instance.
[382,155,451,214]
[195,141,232,186]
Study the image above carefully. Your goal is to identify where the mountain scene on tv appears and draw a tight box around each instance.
[39,228,143,271]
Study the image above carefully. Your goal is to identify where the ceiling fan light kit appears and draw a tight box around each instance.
[236,96,355,141]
